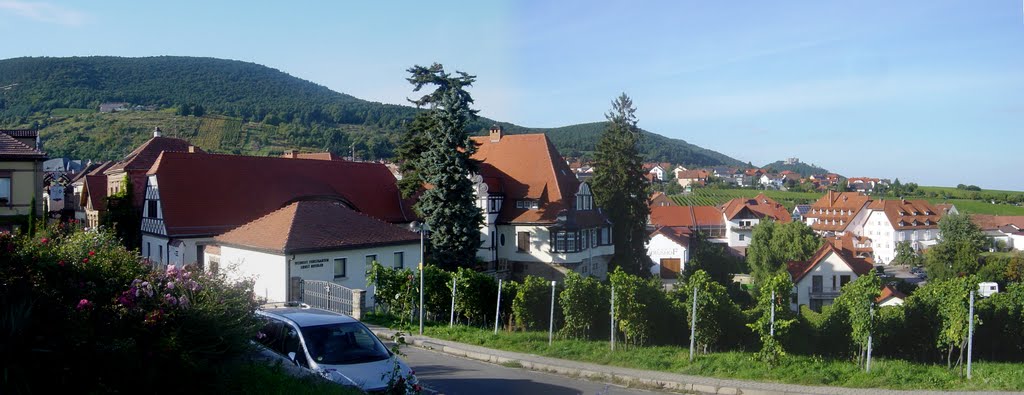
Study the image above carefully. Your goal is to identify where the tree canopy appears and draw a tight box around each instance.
[591,94,651,276]
[746,220,822,289]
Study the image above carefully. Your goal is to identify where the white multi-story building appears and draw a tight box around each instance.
[849,199,941,264]
[471,128,614,280]
[788,243,873,312]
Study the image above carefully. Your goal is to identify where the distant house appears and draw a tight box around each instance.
[971,215,1024,251]
[675,169,708,188]
[719,194,791,254]
[647,226,691,279]
[206,200,420,304]
[877,285,907,307]
[847,177,881,193]
[73,162,115,227]
[0,129,47,231]
[759,173,785,190]
[649,191,675,208]
[787,243,874,312]
[792,204,812,222]
[643,163,672,182]
[105,127,203,210]
[847,199,942,264]
[280,150,343,161]
[649,205,726,242]
[99,102,129,113]
[470,128,614,281]
[934,203,959,216]
[805,191,872,235]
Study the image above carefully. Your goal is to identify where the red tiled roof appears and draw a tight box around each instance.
[470,133,583,224]
[934,203,956,215]
[971,214,1024,231]
[0,131,46,160]
[675,170,709,180]
[649,192,676,207]
[0,129,38,138]
[280,151,342,160]
[721,193,792,223]
[149,152,415,238]
[650,226,691,247]
[877,284,907,304]
[215,200,420,254]
[869,199,942,230]
[650,205,723,227]
[106,136,202,174]
[787,243,873,283]
[806,191,871,232]
[83,174,108,211]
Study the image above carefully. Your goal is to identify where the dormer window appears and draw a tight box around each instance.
[576,183,593,211]
[516,200,540,209]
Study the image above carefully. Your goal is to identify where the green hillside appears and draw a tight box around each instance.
[764,160,831,176]
[0,56,743,167]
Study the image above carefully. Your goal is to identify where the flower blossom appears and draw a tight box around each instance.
[76,299,93,311]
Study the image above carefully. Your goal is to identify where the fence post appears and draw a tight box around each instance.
[351,289,366,320]
[769,290,775,337]
[549,280,556,346]
[610,284,615,351]
[866,304,873,372]
[325,284,332,313]
[967,290,975,379]
[494,279,503,334]
[689,286,697,362]
[450,277,457,328]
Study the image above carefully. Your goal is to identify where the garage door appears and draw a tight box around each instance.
[660,258,681,279]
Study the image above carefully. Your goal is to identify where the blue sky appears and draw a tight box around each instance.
[2,0,1022,190]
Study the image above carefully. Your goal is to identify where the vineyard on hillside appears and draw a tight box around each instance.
[670,189,823,210]
[668,189,1024,216]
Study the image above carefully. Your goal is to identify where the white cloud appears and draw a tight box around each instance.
[0,0,89,26]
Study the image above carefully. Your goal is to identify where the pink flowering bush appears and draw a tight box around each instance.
[0,224,261,393]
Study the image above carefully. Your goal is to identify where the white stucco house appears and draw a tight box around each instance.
[204,200,420,305]
[470,128,614,281]
[787,243,873,312]
[141,151,415,268]
[647,226,691,279]
[848,199,941,264]
[877,285,907,307]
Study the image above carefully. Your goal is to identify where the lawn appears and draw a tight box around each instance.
[368,316,1024,391]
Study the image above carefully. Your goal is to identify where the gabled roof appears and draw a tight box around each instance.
[676,170,709,180]
[649,191,676,208]
[877,285,907,304]
[721,193,792,223]
[650,205,723,228]
[787,243,873,283]
[149,152,415,238]
[280,151,343,160]
[214,200,420,254]
[0,130,46,160]
[868,199,941,230]
[650,226,691,247]
[972,214,1024,231]
[934,203,957,215]
[806,191,871,232]
[106,136,201,174]
[83,174,108,211]
[470,133,585,224]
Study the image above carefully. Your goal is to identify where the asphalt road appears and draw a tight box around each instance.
[399,345,667,395]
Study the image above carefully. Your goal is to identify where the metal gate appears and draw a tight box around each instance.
[301,280,354,316]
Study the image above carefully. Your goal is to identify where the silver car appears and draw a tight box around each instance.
[255,304,417,392]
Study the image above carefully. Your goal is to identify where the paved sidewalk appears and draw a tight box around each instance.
[368,325,1011,395]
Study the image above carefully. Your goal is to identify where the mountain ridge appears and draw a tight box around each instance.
[0,55,745,167]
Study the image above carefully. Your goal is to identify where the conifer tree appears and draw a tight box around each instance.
[405,63,483,269]
[592,93,650,276]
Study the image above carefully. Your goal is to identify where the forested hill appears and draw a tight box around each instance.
[764,160,831,176]
[0,56,744,167]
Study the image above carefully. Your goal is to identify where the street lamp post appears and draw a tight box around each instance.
[410,221,427,335]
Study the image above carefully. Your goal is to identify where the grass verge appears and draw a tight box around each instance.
[366,315,1024,391]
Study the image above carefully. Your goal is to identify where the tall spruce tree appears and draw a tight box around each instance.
[592,93,651,276]
[405,63,483,269]
[395,112,435,199]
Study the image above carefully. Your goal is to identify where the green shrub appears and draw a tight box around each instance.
[513,275,558,331]
[0,225,262,393]
[559,272,609,340]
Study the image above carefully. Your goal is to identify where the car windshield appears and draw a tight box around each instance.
[300,322,390,365]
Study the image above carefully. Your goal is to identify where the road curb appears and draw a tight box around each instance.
[371,328,1014,395]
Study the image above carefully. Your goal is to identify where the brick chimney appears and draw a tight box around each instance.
[153,127,162,138]
[188,145,198,153]
[489,125,503,143]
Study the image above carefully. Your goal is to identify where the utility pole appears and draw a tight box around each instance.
[494,279,503,334]
[548,281,556,346]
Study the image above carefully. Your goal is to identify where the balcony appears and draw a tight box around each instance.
[810,287,841,299]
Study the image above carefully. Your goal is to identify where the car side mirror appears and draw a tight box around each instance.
[287,352,299,366]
